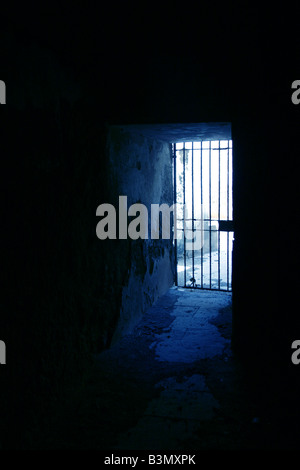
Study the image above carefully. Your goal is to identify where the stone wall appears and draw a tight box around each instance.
[105,126,175,343]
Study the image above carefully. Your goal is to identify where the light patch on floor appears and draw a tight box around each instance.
[152,289,231,362]
[112,289,232,449]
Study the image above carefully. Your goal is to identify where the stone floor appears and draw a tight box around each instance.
[35,287,300,450]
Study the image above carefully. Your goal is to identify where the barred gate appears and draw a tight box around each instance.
[173,140,234,291]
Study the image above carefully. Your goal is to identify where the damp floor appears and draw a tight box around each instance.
[35,287,300,450]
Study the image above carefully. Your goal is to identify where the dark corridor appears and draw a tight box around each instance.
[1,3,300,454]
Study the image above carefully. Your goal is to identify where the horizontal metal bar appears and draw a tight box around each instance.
[180,286,232,292]
[176,147,231,151]
[175,218,223,222]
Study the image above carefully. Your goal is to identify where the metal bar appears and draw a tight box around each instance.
[209,140,211,289]
[177,218,227,222]
[227,141,229,289]
[182,286,230,292]
[183,143,186,287]
[218,141,220,290]
[173,143,178,286]
[227,232,229,290]
[200,140,203,288]
[192,142,195,286]
[174,218,218,221]
[212,147,230,150]
[227,141,230,221]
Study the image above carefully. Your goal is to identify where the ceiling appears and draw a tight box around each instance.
[111,122,232,143]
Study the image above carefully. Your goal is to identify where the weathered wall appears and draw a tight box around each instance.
[105,127,175,343]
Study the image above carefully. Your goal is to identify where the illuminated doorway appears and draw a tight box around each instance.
[173,139,234,291]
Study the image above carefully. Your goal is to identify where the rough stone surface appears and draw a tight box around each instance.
[107,127,175,343]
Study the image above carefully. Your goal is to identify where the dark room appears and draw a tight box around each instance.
[1,2,300,455]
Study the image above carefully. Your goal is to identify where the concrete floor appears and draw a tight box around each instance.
[35,287,300,450]
[111,288,233,449]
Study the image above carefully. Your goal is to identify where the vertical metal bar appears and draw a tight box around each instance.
[218,140,220,290]
[227,140,229,290]
[200,140,203,289]
[227,140,230,221]
[209,142,212,289]
[230,140,233,291]
[173,143,178,286]
[227,234,229,289]
[192,142,194,286]
[183,143,186,287]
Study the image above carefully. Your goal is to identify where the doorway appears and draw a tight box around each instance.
[173,139,234,291]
